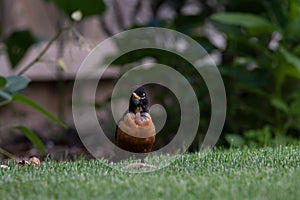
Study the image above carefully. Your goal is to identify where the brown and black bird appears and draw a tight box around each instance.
[115,86,155,153]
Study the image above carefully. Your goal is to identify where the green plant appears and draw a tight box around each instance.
[210,0,300,144]
[93,0,300,148]
[0,0,106,158]
[0,75,66,157]
[225,126,272,147]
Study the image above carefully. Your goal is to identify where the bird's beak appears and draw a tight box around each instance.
[132,92,141,99]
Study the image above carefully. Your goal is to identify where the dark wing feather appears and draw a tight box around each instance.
[115,110,130,140]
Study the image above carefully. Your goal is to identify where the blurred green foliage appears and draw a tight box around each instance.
[0,75,67,155]
[4,31,36,68]
[1,0,300,154]
[106,0,300,148]
[0,0,106,157]
[210,0,300,146]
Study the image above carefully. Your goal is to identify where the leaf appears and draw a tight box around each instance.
[173,15,206,33]
[271,97,289,113]
[0,77,6,89]
[211,12,275,33]
[244,126,272,145]
[48,0,106,18]
[211,12,273,28]
[219,65,267,88]
[5,30,36,68]
[3,75,30,93]
[279,46,300,72]
[14,126,45,153]
[263,0,287,29]
[286,0,300,36]
[0,75,29,105]
[291,99,300,116]
[211,20,245,36]
[12,93,67,128]
[0,90,12,101]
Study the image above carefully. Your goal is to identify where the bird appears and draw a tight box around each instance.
[115,86,156,154]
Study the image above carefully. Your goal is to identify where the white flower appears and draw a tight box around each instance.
[71,10,83,22]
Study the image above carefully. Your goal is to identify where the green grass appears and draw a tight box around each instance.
[1,145,300,200]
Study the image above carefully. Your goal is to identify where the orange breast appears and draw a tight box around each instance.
[116,112,156,153]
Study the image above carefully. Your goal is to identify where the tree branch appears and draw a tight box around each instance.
[17,26,70,75]
[130,0,142,25]
[113,0,126,30]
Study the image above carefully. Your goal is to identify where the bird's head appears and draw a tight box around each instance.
[129,86,149,113]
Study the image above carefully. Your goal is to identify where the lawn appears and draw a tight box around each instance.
[1,145,300,200]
